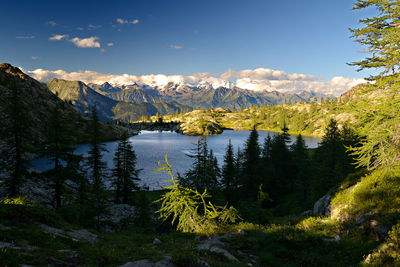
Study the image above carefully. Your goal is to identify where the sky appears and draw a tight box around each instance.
[0,0,377,95]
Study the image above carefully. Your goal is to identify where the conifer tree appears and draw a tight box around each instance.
[221,139,235,202]
[349,0,400,78]
[86,104,108,228]
[112,134,141,204]
[0,81,31,197]
[45,102,75,208]
[241,127,261,199]
[290,134,309,203]
[180,137,219,191]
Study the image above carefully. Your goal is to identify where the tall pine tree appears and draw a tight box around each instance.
[86,104,108,228]
[45,101,75,208]
[221,139,236,203]
[112,134,141,204]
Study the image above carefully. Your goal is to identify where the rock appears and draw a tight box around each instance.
[0,241,37,251]
[197,236,225,251]
[67,229,98,244]
[57,249,78,258]
[323,235,341,243]
[0,223,11,230]
[355,216,366,226]
[39,224,64,236]
[101,204,136,225]
[0,241,21,250]
[301,210,313,217]
[119,259,155,267]
[238,230,247,235]
[372,225,391,241]
[313,194,332,216]
[154,259,176,267]
[209,246,238,261]
[197,259,210,267]
[153,238,162,245]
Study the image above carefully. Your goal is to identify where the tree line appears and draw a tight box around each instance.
[178,119,360,217]
[0,83,141,228]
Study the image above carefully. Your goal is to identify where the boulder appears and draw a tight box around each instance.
[67,229,99,244]
[99,204,136,230]
[119,260,154,267]
[372,224,391,241]
[209,246,238,261]
[312,194,332,216]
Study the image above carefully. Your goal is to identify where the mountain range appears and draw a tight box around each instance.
[47,79,190,122]
[88,81,331,110]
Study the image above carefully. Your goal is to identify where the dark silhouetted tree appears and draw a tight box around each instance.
[0,81,32,197]
[112,134,141,204]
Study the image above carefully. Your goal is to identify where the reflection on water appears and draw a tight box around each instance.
[32,130,320,190]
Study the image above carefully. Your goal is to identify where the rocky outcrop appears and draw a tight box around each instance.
[312,193,332,216]
[39,224,99,244]
[119,259,176,267]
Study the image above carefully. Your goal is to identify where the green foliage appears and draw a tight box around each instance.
[349,0,400,78]
[179,137,220,191]
[0,81,32,196]
[112,133,141,204]
[43,101,75,208]
[331,166,400,225]
[155,155,241,235]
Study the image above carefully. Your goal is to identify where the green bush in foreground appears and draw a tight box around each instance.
[154,154,241,235]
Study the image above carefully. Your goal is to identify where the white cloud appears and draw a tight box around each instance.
[46,21,57,27]
[116,18,139,25]
[31,56,40,60]
[107,42,114,47]
[171,45,183,50]
[16,35,35,39]
[77,26,84,31]
[69,36,101,48]
[22,66,365,96]
[116,18,128,24]
[49,34,69,41]
[88,24,102,30]
[220,68,314,81]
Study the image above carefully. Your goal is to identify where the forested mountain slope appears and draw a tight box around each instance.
[0,63,124,145]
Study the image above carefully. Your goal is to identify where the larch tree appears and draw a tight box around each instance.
[349,0,400,78]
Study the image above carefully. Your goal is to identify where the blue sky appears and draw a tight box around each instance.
[0,0,376,95]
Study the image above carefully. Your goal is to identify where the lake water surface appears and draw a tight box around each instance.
[32,130,320,190]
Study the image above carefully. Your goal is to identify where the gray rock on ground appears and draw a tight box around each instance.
[119,259,176,267]
[313,193,332,216]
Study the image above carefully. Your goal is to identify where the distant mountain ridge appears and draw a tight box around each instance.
[47,79,191,122]
[88,81,332,109]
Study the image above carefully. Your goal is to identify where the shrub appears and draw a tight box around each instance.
[154,154,241,235]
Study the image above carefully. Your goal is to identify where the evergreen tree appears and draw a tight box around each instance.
[221,139,235,202]
[349,0,400,78]
[290,134,309,203]
[180,137,219,192]
[86,104,108,228]
[0,81,32,197]
[112,134,141,204]
[260,135,274,200]
[241,127,261,199]
[44,102,75,208]
[269,131,293,199]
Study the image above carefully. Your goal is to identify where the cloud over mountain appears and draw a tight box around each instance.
[22,67,365,96]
